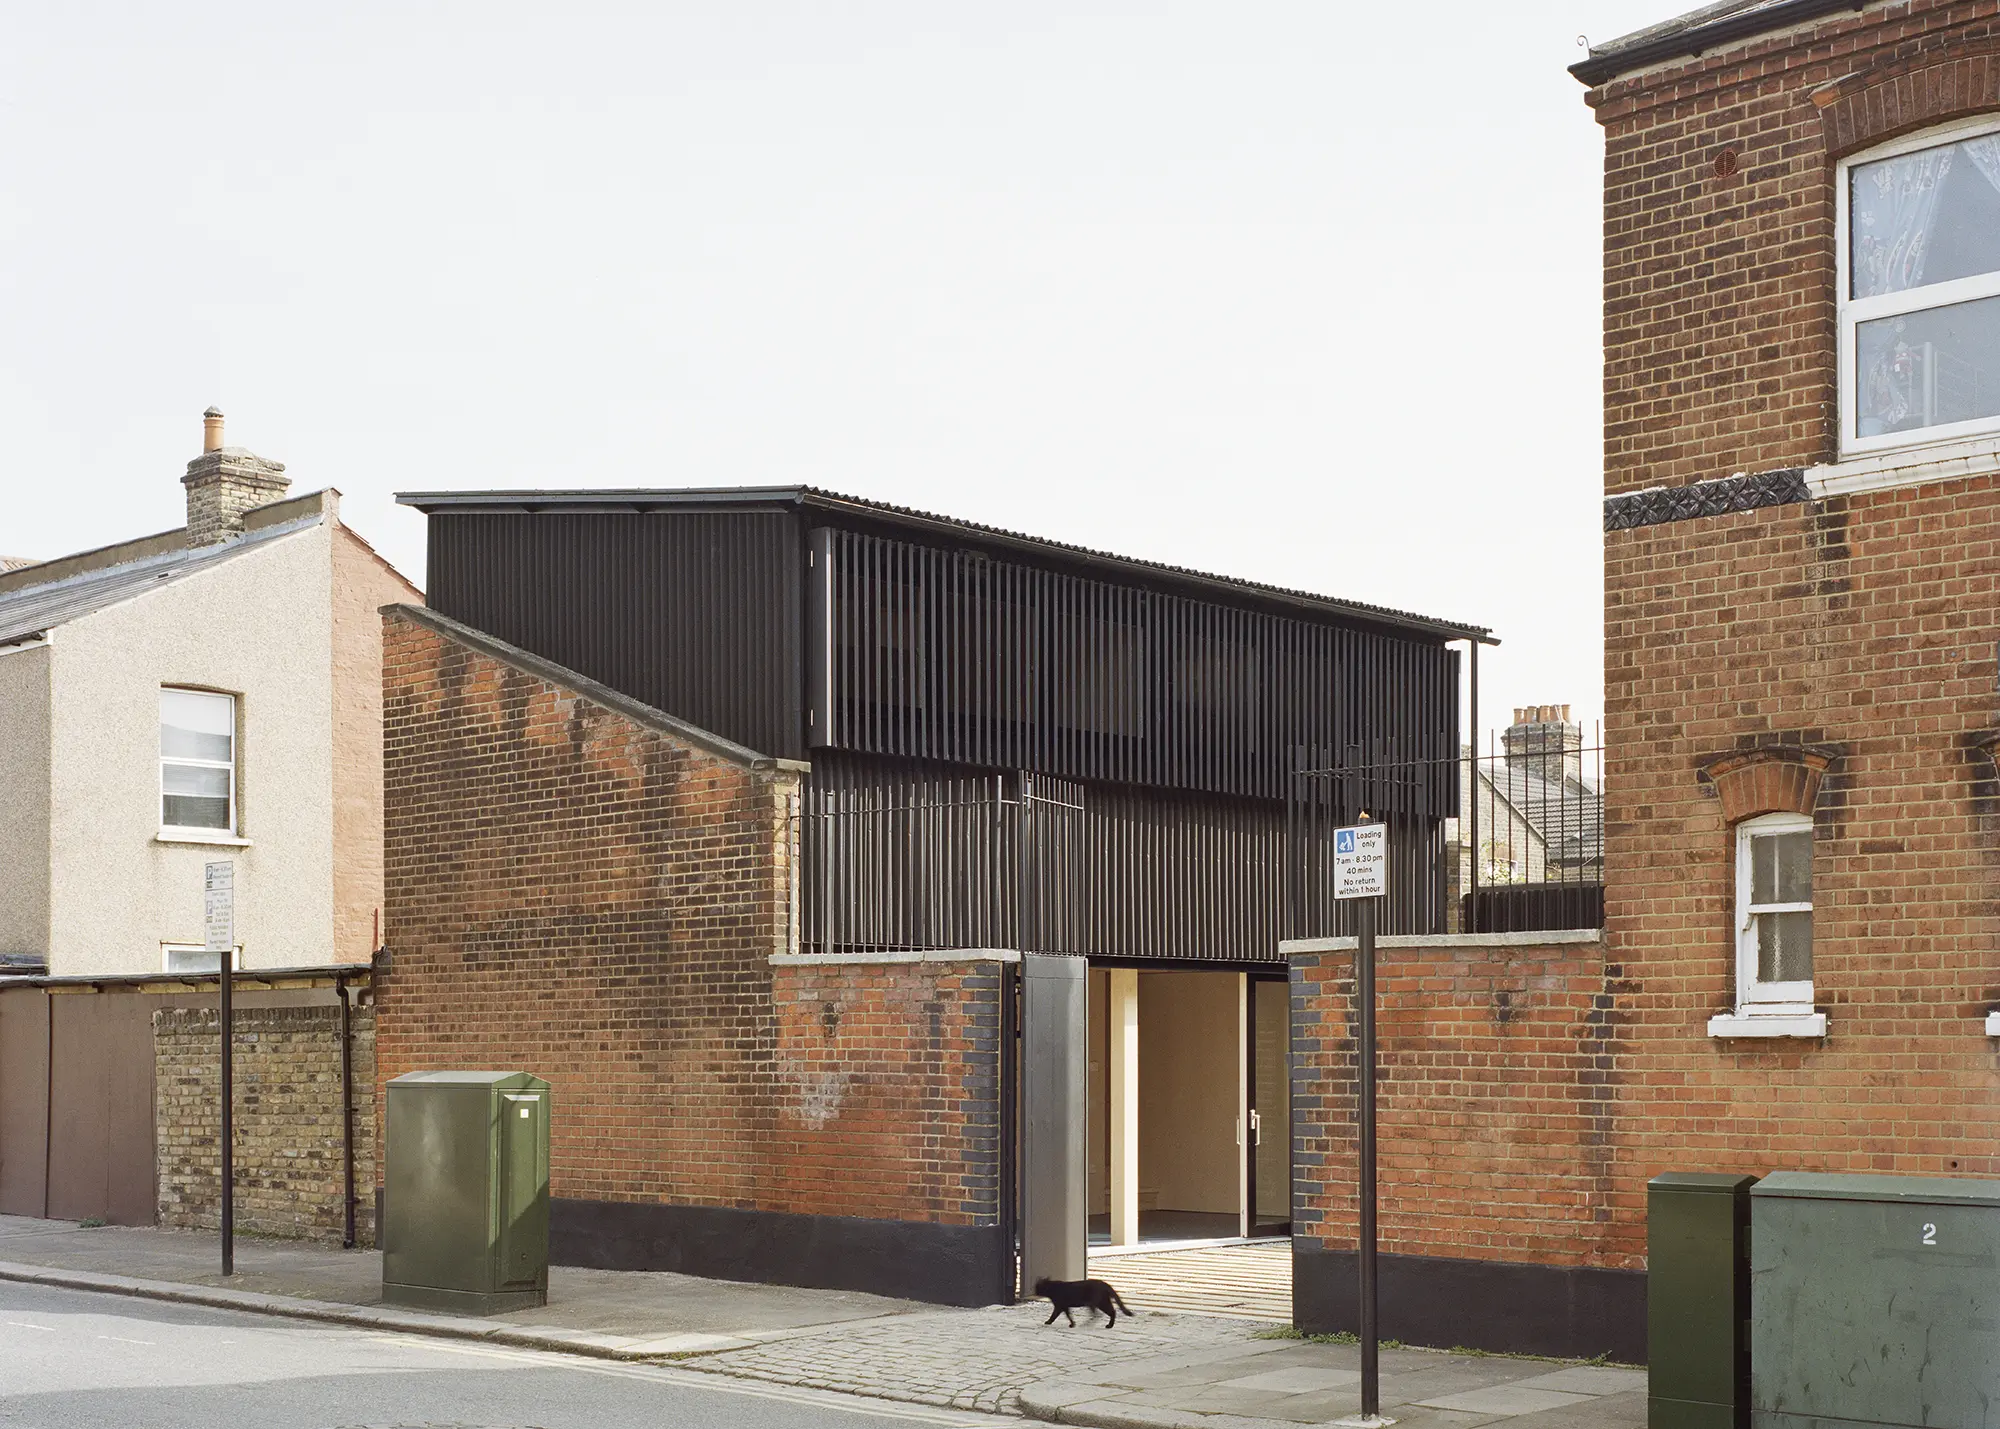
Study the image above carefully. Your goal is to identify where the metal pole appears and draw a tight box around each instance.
[1467,638,1481,935]
[1357,888,1379,1418]
[339,978,356,1251]
[220,950,234,1276]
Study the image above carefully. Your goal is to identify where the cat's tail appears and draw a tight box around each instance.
[1110,1287,1132,1315]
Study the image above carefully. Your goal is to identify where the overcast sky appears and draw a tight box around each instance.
[2,1,1675,741]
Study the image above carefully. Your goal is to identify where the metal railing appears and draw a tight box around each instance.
[1289,731,1603,937]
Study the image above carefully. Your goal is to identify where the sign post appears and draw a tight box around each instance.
[1333,818,1387,1425]
[204,861,235,1277]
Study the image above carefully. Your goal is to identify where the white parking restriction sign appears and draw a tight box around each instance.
[1333,823,1386,900]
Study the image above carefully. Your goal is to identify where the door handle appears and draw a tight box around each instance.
[1249,1108,1262,1146]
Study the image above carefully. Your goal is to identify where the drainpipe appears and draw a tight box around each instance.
[338,975,355,1250]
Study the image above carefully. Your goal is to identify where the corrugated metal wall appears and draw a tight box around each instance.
[815,527,1459,801]
[427,511,807,759]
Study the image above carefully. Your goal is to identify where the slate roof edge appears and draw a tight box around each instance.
[394,486,1494,645]
[383,603,805,774]
[1571,0,1874,87]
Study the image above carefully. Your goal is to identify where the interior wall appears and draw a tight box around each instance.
[1086,968,1108,1216]
[1138,970,1240,1215]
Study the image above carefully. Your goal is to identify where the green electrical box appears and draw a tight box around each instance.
[1649,1172,1757,1429]
[382,1071,551,1314]
[1751,1171,2000,1429]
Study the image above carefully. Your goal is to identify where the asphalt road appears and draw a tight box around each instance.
[0,1281,991,1429]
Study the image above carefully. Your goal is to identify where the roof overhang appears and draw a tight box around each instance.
[1571,0,1873,87]
[397,486,1495,645]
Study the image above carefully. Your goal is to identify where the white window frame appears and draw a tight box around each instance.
[158,688,238,839]
[162,942,240,974]
[1733,811,1815,1014]
[1838,113,2000,459]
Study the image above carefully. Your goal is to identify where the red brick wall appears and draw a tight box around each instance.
[379,609,1001,1231]
[1290,933,1633,1270]
[769,960,1002,1224]
[1585,0,2000,1269]
[1588,0,2000,494]
[1603,492,2000,1218]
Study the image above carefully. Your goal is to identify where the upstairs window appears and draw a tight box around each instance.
[160,689,236,834]
[1841,119,2000,455]
[1734,812,1814,1013]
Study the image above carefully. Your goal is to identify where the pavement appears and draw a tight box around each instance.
[0,1216,1648,1426]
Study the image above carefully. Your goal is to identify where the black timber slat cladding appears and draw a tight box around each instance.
[426,511,805,760]
[816,527,1460,802]
[802,753,1294,960]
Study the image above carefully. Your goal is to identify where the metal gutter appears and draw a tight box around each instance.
[396,486,1494,644]
[1571,0,1872,86]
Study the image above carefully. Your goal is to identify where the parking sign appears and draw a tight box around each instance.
[1333,823,1386,900]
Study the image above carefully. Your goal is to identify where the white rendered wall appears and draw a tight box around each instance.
[0,641,53,959]
[46,523,335,975]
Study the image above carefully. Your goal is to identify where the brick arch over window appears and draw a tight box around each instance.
[1814,44,2000,157]
[1701,748,1834,826]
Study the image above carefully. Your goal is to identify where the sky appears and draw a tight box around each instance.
[1,1,1676,744]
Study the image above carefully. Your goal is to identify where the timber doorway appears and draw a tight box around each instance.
[1081,966,1292,1319]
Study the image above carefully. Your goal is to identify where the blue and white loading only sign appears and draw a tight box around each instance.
[1332,823,1387,900]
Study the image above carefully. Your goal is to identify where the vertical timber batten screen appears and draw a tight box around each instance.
[800,757,1286,961]
[815,527,1460,802]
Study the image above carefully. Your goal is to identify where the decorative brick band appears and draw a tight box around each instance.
[1814,45,2000,156]
[1603,469,1810,532]
[1702,747,1835,824]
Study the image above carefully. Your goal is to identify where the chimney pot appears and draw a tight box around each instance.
[202,407,225,453]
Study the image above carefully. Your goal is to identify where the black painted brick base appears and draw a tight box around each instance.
[1293,1240,1646,1364]
[550,1198,1013,1308]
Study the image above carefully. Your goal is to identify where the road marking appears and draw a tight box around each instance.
[97,1335,155,1345]
[4,1321,55,1331]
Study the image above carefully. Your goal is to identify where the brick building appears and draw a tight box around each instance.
[1589,0,2000,1185]
[378,490,1483,1306]
[1280,0,2000,1365]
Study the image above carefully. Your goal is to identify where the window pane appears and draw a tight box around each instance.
[1757,911,1813,984]
[161,690,233,762]
[1772,831,1811,904]
[1751,831,1775,905]
[162,764,229,798]
[1852,135,2000,298]
[1856,294,2000,438]
[162,764,230,828]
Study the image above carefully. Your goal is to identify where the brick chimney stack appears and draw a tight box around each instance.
[1503,703,1584,788]
[182,407,288,547]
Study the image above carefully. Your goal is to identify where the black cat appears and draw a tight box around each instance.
[1033,1276,1132,1328]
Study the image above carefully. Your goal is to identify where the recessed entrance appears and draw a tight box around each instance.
[1085,967,1292,1250]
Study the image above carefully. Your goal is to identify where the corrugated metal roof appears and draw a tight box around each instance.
[0,516,322,648]
[397,485,1493,644]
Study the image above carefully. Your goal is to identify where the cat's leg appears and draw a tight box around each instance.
[1045,1304,1062,1325]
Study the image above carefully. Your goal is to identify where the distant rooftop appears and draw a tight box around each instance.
[398,485,1493,645]
[1571,0,1874,86]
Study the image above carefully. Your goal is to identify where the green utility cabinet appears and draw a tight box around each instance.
[1751,1171,2000,1429]
[382,1071,551,1314]
[1649,1172,1756,1429]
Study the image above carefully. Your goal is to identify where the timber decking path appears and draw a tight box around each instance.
[1086,1241,1292,1322]
[0,1215,1647,1426]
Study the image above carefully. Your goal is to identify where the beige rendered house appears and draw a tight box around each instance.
[0,410,419,976]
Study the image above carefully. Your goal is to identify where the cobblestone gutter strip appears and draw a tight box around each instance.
[679,1303,1279,1418]
[0,1260,752,1362]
